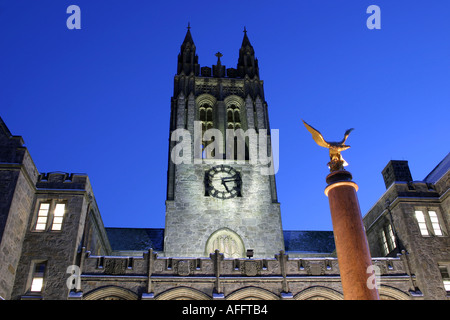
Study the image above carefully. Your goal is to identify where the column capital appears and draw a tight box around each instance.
[325,170,358,196]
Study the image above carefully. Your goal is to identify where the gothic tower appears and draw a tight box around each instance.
[164,27,284,258]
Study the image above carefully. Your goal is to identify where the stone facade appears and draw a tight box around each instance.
[10,173,110,300]
[0,119,39,300]
[164,28,283,258]
[164,161,284,258]
[0,28,448,300]
[364,155,450,299]
[76,250,412,300]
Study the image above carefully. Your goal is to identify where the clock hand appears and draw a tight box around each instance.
[221,179,230,192]
[222,177,238,182]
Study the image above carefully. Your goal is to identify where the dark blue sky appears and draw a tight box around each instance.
[1,1,449,231]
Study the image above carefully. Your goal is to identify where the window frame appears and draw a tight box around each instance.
[51,203,66,231]
[34,202,50,231]
[33,200,67,232]
[198,103,214,159]
[29,261,47,294]
[381,223,397,255]
[226,104,241,130]
[428,210,443,236]
[381,230,390,255]
[438,263,450,294]
[414,208,446,237]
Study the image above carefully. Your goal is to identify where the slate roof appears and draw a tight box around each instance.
[105,227,335,255]
[105,227,164,252]
[283,230,335,254]
[424,152,450,184]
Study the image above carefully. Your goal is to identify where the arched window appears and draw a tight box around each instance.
[226,104,248,160]
[226,104,241,129]
[199,104,214,158]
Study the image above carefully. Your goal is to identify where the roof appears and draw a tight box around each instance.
[104,228,336,255]
[241,29,252,48]
[105,227,164,252]
[283,230,335,254]
[424,152,450,184]
[181,28,194,49]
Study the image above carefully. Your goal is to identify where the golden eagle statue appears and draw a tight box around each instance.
[302,120,354,172]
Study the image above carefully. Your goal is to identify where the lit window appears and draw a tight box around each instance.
[35,203,50,231]
[51,203,65,231]
[226,105,241,130]
[387,224,397,250]
[30,262,46,293]
[199,104,214,159]
[428,211,442,236]
[439,265,450,292]
[415,210,429,236]
[381,230,389,255]
[381,224,396,255]
[30,278,43,292]
[415,209,444,237]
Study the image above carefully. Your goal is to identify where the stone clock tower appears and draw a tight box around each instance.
[163,27,285,258]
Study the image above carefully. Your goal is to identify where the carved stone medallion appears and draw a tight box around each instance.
[176,260,193,276]
[104,258,127,275]
[240,260,261,276]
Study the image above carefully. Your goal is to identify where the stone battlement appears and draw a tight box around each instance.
[36,172,89,190]
[82,250,408,278]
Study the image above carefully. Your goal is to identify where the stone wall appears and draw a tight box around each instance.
[164,161,284,258]
[0,151,38,299]
[76,250,412,300]
[0,121,39,299]
[165,71,283,259]
[363,162,450,300]
[10,173,110,300]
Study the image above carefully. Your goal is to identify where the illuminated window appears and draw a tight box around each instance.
[30,262,46,293]
[381,224,396,255]
[439,265,450,292]
[199,104,213,158]
[226,104,241,130]
[381,231,389,255]
[35,203,50,231]
[387,224,396,250]
[51,203,65,231]
[415,211,429,236]
[226,104,248,160]
[415,209,444,237]
[429,211,442,236]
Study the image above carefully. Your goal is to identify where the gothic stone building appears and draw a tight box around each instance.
[0,28,449,300]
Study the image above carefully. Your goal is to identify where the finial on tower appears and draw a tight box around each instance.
[243,26,247,34]
[215,51,223,64]
[187,22,191,31]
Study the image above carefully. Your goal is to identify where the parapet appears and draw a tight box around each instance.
[36,172,90,190]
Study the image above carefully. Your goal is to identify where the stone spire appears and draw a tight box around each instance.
[177,23,200,76]
[237,27,259,78]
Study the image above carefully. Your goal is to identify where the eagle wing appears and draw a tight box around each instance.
[302,120,330,148]
[340,128,354,144]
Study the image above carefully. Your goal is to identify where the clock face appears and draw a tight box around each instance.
[206,165,241,199]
